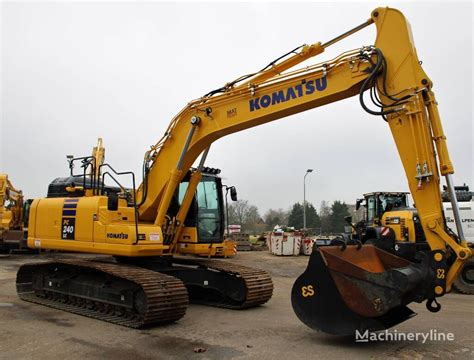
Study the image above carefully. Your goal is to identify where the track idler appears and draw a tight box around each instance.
[291,244,432,336]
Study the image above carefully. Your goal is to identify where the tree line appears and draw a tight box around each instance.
[227,199,351,234]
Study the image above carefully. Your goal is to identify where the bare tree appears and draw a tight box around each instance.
[319,200,332,234]
[263,208,289,229]
[228,199,249,226]
[228,200,262,233]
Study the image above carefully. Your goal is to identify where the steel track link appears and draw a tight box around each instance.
[173,258,273,309]
[16,259,189,328]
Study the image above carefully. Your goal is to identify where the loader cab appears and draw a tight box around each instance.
[358,192,409,226]
[174,168,226,244]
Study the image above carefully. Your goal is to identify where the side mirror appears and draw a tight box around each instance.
[355,198,363,210]
[230,187,237,201]
[344,216,352,225]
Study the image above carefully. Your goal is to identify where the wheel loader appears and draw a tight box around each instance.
[15,7,471,336]
[342,190,473,295]
[442,185,474,294]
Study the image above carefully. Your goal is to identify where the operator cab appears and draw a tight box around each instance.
[357,191,409,225]
[173,167,233,244]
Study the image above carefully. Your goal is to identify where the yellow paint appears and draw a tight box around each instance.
[0,174,24,234]
[301,285,315,298]
[437,269,446,280]
[381,209,416,241]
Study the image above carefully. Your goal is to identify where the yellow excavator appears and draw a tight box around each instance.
[0,174,27,251]
[16,7,471,335]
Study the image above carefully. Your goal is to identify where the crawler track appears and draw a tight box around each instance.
[16,259,188,328]
[173,258,274,309]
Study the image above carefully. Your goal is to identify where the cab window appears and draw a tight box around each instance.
[367,196,376,223]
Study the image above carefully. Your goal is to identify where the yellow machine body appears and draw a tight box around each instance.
[28,194,231,257]
[381,209,418,242]
[0,174,24,233]
[28,197,165,256]
[0,173,26,250]
[355,191,419,243]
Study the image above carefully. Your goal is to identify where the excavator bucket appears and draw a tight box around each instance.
[291,245,431,336]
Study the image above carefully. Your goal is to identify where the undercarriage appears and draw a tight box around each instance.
[16,256,273,327]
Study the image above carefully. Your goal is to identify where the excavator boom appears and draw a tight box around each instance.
[133,7,470,286]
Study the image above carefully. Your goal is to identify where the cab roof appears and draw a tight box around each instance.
[363,191,409,197]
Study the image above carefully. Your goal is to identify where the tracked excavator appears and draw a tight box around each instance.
[0,174,27,251]
[16,7,471,335]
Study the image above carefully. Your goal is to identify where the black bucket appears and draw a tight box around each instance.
[291,245,430,335]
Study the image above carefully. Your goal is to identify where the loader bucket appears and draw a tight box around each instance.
[291,245,430,336]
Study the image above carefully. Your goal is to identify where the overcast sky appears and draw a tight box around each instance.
[1,1,473,215]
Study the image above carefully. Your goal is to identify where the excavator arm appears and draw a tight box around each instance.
[137,8,469,261]
[131,7,470,334]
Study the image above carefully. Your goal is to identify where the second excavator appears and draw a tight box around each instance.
[16,7,471,335]
[0,173,28,252]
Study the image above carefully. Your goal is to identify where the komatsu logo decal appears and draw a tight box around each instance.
[106,232,129,239]
[249,77,327,112]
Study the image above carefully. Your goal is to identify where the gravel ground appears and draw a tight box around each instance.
[0,251,472,360]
